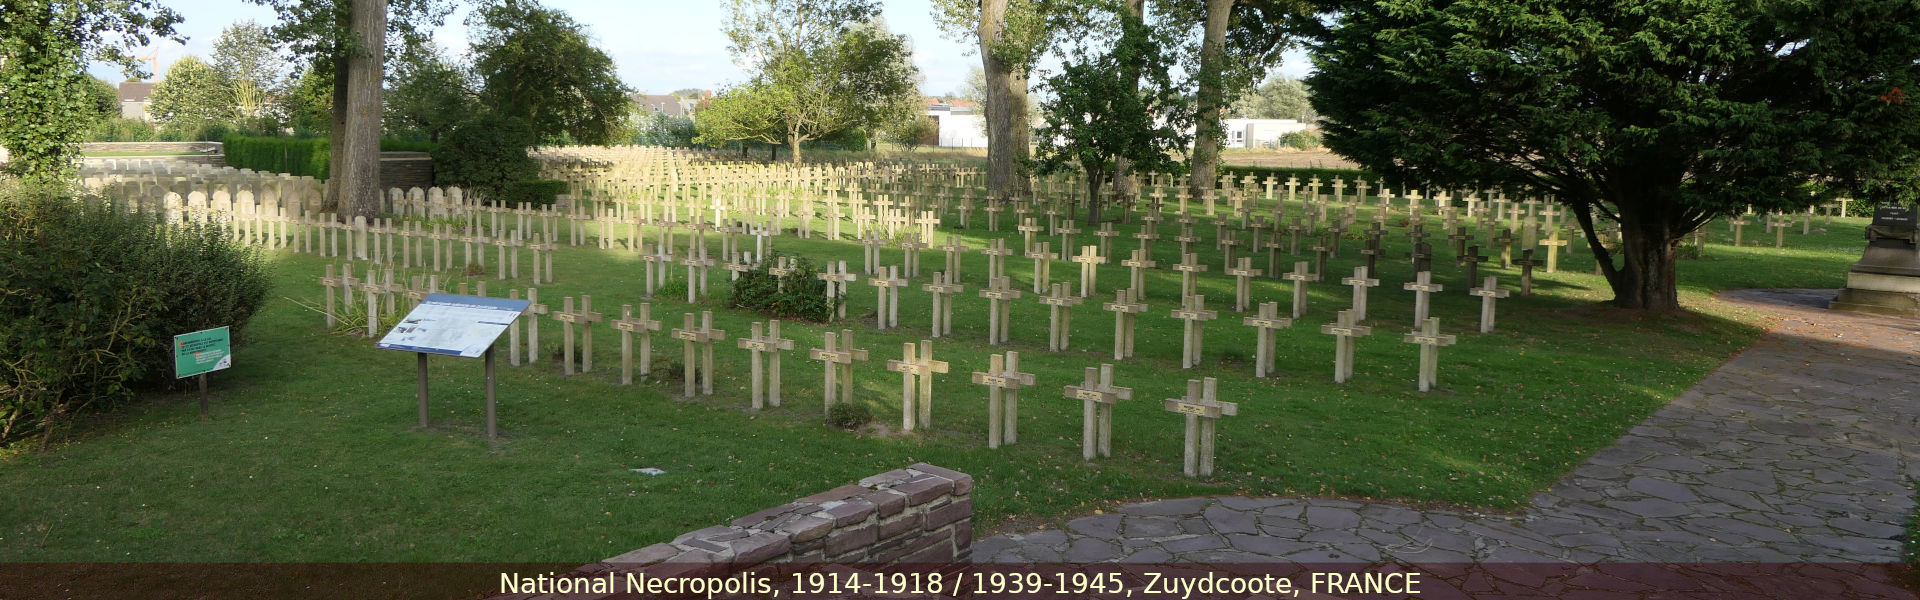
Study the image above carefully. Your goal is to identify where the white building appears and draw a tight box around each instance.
[926,99,987,148]
[1220,118,1311,148]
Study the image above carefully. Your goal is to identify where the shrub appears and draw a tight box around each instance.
[222,135,446,179]
[499,179,568,207]
[0,183,272,446]
[84,118,161,142]
[433,113,540,203]
[826,401,872,429]
[726,253,840,322]
[1277,129,1323,150]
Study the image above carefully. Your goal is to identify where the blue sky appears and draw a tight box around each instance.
[95,0,1310,96]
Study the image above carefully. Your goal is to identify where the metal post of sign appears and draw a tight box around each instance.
[484,344,497,440]
[417,352,430,428]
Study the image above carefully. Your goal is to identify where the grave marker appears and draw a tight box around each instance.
[809,329,870,412]
[1170,294,1219,369]
[886,340,950,431]
[1064,365,1131,460]
[611,303,662,385]
[670,311,728,397]
[971,351,1037,449]
[1403,317,1458,392]
[1163,378,1235,477]
[1469,275,1510,333]
[1242,301,1293,378]
[1320,309,1372,383]
[737,321,796,409]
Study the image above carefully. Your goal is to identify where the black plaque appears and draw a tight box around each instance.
[1871,205,1916,231]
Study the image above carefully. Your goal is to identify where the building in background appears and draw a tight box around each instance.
[118,81,155,121]
[925,98,984,148]
[1220,118,1311,149]
[631,93,704,121]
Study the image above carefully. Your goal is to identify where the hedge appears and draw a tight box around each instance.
[221,136,441,179]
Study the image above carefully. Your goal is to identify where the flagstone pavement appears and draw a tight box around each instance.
[974,289,1917,587]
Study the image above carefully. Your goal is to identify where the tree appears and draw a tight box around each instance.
[1159,0,1303,201]
[713,0,921,163]
[468,0,632,145]
[670,88,706,100]
[933,0,1068,201]
[0,0,180,183]
[1232,75,1313,121]
[211,20,288,130]
[86,75,120,120]
[282,62,334,136]
[147,56,236,135]
[1032,0,1189,224]
[249,0,452,219]
[384,40,471,142]
[885,116,939,152]
[1309,0,1920,310]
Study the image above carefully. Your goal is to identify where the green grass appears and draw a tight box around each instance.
[0,198,1870,562]
[81,151,208,157]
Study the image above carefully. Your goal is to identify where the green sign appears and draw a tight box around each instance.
[174,326,232,379]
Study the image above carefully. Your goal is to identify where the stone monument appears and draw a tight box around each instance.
[1831,204,1920,317]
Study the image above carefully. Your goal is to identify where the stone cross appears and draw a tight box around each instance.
[1083,284,1146,360]
[1729,215,1749,247]
[979,275,1022,345]
[1491,228,1518,268]
[737,320,796,410]
[886,340,951,432]
[1458,244,1489,284]
[1173,252,1209,298]
[1072,245,1105,297]
[971,351,1037,449]
[922,271,964,337]
[1064,364,1132,460]
[1402,270,1445,326]
[1447,225,1474,258]
[639,241,671,298]
[979,238,1014,281]
[1281,260,1317,319]
[937,237,968,280]
[1469,275,1510,333]
[1226,257,1262,312]
[1403,317,1458,392]
[1171,294,1219,369]
[816,260,857,319]
[1341,266,1381,322]
[858,230,886,275]
[1512,249,1543,295]
[1320,309,1372,384]
[553,295,605,375]
[808,329,870,413]
[680,243,716,302]
[1017,217,1045,252]
[1406,240,1434,273]
[526,231,557,284]
[868,265,908,330]
[898,233,928,278]
[1039,282,1084,352]
[319,264,342,327]
[511,288,549,366]
[1094,223,1119,258]
[1242,301,1293,378]
[1539,228,1570,272]
[1164,377,1236,477]
[611,303,662,385]
[1026,241,1057,293]
[1120,248,1157,298]
[670,311,728,398]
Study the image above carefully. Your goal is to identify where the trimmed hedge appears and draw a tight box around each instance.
[1217,165,1381,186]
[221,136,442,179]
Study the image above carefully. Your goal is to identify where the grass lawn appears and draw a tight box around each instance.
[0,195,1871,562]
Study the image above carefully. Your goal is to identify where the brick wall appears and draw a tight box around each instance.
[380,152,435,191]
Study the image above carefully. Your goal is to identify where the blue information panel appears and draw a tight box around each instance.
[377,294,530,358]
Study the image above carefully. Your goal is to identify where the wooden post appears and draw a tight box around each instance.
[416,352,430,428]
[611,303,662,385]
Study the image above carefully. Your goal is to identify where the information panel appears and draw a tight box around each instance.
[173,326,232,379]
[377,294,529,358]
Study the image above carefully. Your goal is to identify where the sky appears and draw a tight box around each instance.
[94,0,1312,96]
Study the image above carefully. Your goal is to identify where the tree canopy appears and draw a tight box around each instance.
[146,56,237,134]
[468,0,631,145]
[0,0,180,182]
[1231,75,1313,122]
[1308,0,1920,309]
[384,40,472,143]
[701,0,921,163]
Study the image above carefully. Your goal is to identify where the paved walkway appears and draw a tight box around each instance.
[976,290,1917,591]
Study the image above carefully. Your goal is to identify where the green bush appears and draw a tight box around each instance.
[1277,129,1323,150]
[84,118,161,142]
[432,113,539,203]
[498,179,568,207]
[0,183,272,446]
[826,401,873,429]
[726,253,840,322]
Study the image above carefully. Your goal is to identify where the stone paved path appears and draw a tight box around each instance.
[976,290,1918,569]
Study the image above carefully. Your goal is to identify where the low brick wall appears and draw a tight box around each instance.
[615,463,973,567]
[80,141,223,154]
[82,154,226,168]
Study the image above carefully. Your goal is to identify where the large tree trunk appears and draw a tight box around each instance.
[789,133,802,165]
[1187,0,1233,202]
[1573,189,1688,311]
[339,0,387,222]
[1110,0,1146,204]
[327,56,348,213]
[979,0,1032,202]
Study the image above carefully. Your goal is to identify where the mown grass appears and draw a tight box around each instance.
[0,197,1870,562]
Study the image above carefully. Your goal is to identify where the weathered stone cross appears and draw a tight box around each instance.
[1064,364,1131,460]
[1120,248,1157,298]
[808,329,869,413]
[1072,244,1105,298]
[1469,275,1510,333]
[1402,270,1445,326]
[1226,257,1263,312]
[1173,252,1209,298]
[1171,294,1219,369]
[971,351,1037,449]
[611,303,662,385]
[979,275,1022,345]
[1243,301,1293,378]
[1102,287,1148,360]
[1026,241,1057,293]
[1164,377,1236,477]
[816,260,857,319]
[922,271,964,338]
[886,340,950,432]
[1342,266,1381,322]
[1403,317,1458,392]
[737,320,795,410]
[868,265,907,330]
[1320,309,1372,384]
[553,295,605,375]
[1281,260,1317,318]
[1039,282,1084,352]
[670,311,727,398]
